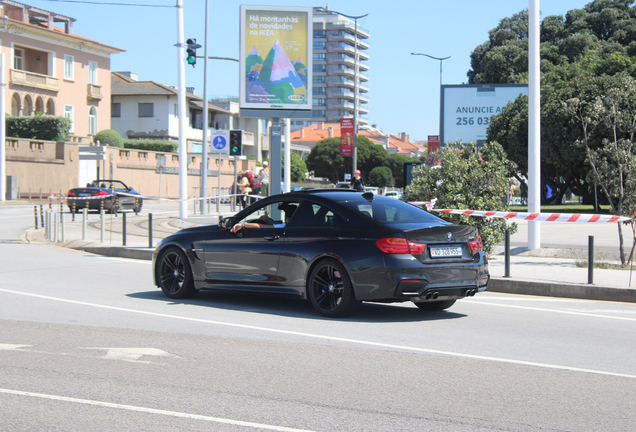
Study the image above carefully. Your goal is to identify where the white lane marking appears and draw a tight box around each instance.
[467,300,636,322]
[0,388,316,432]
[1,288,635,379]
[0,344,31,350]
[84,347,174,362]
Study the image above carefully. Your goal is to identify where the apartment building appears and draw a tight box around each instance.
[290,7,370,132]
[1,0,122,138]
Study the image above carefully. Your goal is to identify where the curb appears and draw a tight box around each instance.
[488,277,636,303]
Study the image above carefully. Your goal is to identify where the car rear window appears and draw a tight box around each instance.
[340,198,448,225]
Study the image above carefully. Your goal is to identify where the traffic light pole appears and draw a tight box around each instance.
[176,0,188,219]
[200,0,210,215]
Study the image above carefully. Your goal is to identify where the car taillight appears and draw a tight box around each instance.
[94,191,108,196]
[376,237,426,255]
[67,191,76,196]
[469,236,483,252]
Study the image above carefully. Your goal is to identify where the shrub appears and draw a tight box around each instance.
[123,139,178,153]
[94,129,123,147]
[369,166,393,187]
[6,115,70,141]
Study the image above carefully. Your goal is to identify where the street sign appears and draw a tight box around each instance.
[210,130,229,154]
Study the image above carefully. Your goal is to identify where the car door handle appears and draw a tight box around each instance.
[264,235,280,241]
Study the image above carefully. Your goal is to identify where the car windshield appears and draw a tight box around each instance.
[94,181,128,190]
[339,198,448,225]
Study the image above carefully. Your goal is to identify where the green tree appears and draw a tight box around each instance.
[383,153,416,188]
[281,152,308,183]
[405,141,517,256]
[368,166,392,187]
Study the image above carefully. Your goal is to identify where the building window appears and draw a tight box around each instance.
[88,61,98,85]
[313,98,326,106]
[111,103,121,118]
[64,105,74,133]
[313,76,325,84]
[138,103,154,118]
[11,94,20,116]
[14,48,24,71]
[312,110,326,118]
[313,30,326,38]
[313,41,326,50]
[292,120,304,126]
[313,53,326,61]
[313,64,326,73]
[88,106,97,135]
[64,55,74,80]
[314,87,326,95]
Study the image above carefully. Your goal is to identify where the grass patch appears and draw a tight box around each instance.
[575,260,633,270]
[509,204,608,214]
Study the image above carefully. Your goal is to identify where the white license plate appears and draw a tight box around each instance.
[78,193,91,197]
[430,246,462,258]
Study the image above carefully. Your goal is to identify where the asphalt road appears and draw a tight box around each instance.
[2,205,636,431]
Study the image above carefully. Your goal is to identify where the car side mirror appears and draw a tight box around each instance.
[219,216,232,229]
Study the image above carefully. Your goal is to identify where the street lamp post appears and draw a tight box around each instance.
[316,8,367,175]
[411,52,450,139]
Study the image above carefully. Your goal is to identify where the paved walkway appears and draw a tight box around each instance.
[14,200,636,303]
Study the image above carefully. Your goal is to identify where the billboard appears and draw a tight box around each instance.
[239,6,312,115]
[427,135,440,165]
[440,84,528,147]
[340,118,354,156]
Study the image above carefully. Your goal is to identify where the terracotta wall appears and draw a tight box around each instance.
[5,138,255,200]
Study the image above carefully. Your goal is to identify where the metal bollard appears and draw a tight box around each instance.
[72,201,76,221]
[53,212,58,242]
[60,212,65,243]
[100,210,105,243]
[504,229,511,278]
[40,204,44,228]
[122,212,127,246]
[45,210,49,239]
[588,236,594,284]
[148,213,153,248]
[82,208,88,240]
[34,206,39,230]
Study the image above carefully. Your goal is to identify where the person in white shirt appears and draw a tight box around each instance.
[258,161,270,196]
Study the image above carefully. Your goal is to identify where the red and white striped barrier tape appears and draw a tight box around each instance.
[59,192,263,203]
[434,209,633,223]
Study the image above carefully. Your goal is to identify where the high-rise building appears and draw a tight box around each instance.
[290,7,370,131]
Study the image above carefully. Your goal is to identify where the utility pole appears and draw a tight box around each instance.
[176,0,187,218]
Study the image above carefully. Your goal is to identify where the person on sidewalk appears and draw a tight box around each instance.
[258,161,270,197]
[350,170,366,192]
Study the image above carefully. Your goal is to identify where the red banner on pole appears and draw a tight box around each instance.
[427,135,440,165]
[340,118,354,156]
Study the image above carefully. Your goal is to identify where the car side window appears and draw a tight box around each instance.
[286,201,344,228]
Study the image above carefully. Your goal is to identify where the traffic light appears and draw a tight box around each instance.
[229,130,242,156]
[186,38,199,67]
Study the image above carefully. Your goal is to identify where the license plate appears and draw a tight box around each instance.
[430,246,462,258]
[78,193,91,197]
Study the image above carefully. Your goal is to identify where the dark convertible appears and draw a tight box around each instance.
[152,189,489,317]
[67,180,142,214]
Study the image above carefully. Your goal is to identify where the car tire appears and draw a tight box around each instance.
[308,258,361,318]
[157,247,198,299]
[414,299,457,311]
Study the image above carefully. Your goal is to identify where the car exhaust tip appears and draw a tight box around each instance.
[432,292,439,300]
[425,292,433,300]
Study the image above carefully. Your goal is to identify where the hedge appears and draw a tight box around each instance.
[6,115,70,141]
[123,139,178,153]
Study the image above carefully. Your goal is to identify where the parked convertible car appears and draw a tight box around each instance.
[67,180,143,214]
[152,189,489,317]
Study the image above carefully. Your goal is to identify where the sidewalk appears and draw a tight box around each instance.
[22,204,636,304]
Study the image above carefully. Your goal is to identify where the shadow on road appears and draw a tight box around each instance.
[128,290,467,323]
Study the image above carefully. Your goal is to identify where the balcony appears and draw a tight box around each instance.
[11,69,59,92]
[87,84,103,100]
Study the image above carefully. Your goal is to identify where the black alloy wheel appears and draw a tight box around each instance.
[157,248,197,299]
[308,258,360,318]
[414,299,457,311]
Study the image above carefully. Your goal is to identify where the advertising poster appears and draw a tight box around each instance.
[239,6,312,111]
[340,118,354,156]
[440,84,528,147]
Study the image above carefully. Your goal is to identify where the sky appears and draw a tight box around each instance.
[25,0,594,142]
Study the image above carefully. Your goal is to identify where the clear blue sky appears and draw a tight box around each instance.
[28,0,591,141]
